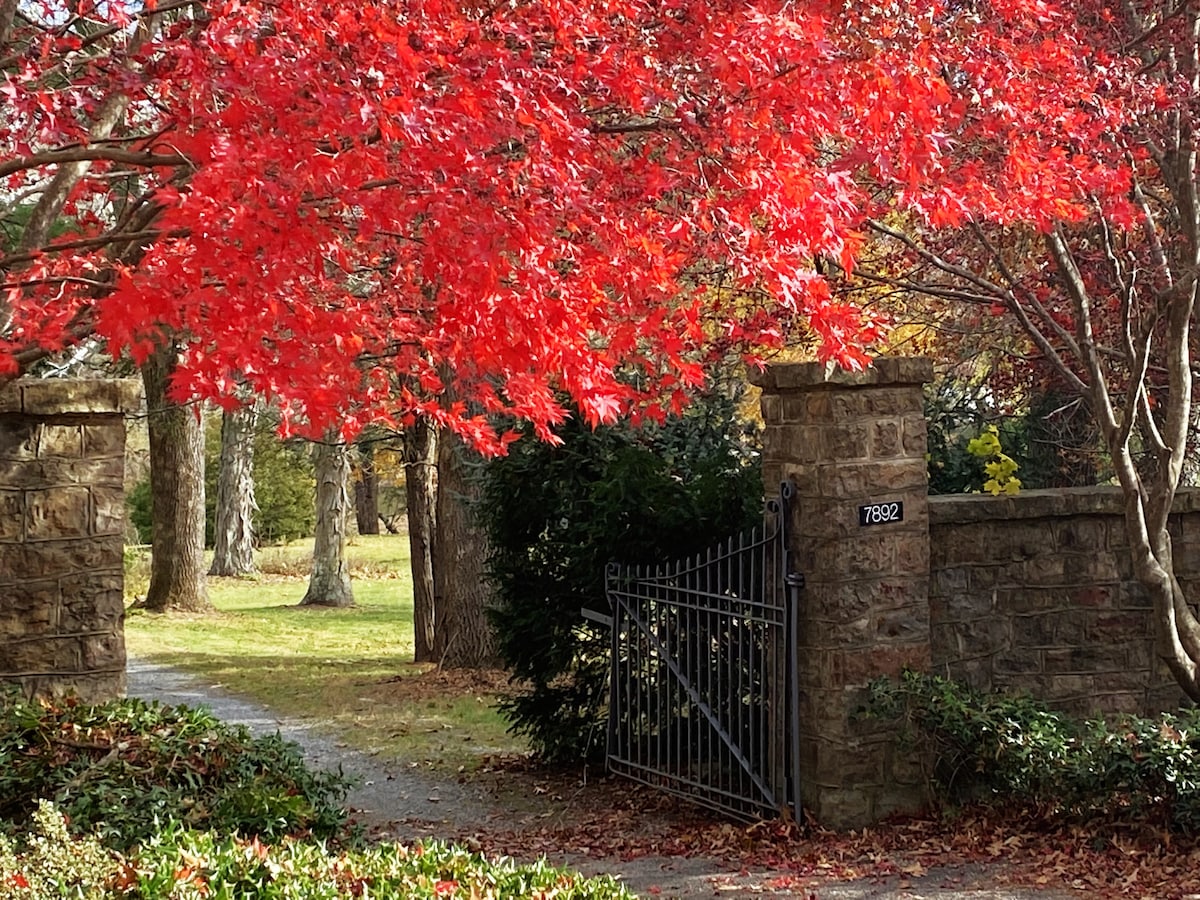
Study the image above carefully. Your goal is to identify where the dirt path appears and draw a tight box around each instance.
[126,659,1077,899]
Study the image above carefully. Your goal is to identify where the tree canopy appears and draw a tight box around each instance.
[1,0,1132,452]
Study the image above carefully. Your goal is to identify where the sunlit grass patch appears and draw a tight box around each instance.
[124,534,525,771]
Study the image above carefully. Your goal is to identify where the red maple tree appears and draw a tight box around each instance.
[2,0,1125,452]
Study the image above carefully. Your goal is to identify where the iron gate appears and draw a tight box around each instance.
[602,482,802,821]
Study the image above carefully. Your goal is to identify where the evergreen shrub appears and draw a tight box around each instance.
[870,671,1200,831]
[476,393,762,763]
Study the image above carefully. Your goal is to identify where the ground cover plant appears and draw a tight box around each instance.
[0,705,634,900]
[0,806,636,900]
[869,671,1200,832]
[124,534,523,771]
[0,693,351,850]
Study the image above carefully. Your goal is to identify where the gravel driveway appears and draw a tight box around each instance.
[126,658,1076,900]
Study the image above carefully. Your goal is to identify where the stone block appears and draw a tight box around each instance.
[812,735,887,783]
[818,465,867,500]
[760,393,782,425]
[0,490,22,542]
[20,670,125,703]
[865,387,926,418]
[831,643,930,686]
[19,379,141,415]
[766,425,822,464]
[933,617,1008,661]
[1,456,124,489]
[783,463,820,498]
[936,655,994,692]
[808,582,879,624]
[1004,587,1067,614]
[805,392,832,420]
[811,537,895,578]
[993,649,1043,676]
[1053,518,1108,552]
[869,420,902,458]
[81,632,124,670]
[783,395,814,423]
[25,486,90,541]
[893,536,930,574]
[931,524,999,565]
[1043,645,1125,675]
[1043,674,1094,704]
[0,635,81,673]
[38,424,82,458]
[821,423,871,462]
[1011,613,1057,647]
[82,423,125,459]
[1089,612,1148,640]
[804,614,874,647]
[900,414,929,456]
[1071,586,1113,609]
[0,384,21,414]
[1114,581,1151,610]
[91,486,125,536]
[1102,518,1130,550]
[0,421,39,460]
[873,606,929,641]
[58,575,124,632]
[829,393,865,422]
[0,580,59,635]
[1,535,123,579]
[804,786,877,830]
[1093,669,1152,693]
[967,565,1004,590]
[931,567,968,597]
[1022,555,1065,586]
[1089,692,1141,714]
[1126,640,1157,671]
[1064,551,1121,584]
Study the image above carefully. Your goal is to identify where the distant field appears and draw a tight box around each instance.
[123,534,523,770]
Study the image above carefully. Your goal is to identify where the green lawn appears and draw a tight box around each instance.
[124,535,524,771]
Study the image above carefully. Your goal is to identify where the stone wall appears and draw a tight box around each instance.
[754,357,1198,830]
[0,379,140,701]
[929,488,1189,716]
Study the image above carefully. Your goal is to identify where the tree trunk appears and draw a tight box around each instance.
[141,343,211,612]
[354,441,380,535]
[405,418,438,663]
[432,430,498,668]
[300,437,355,608]
[209,403,258,576]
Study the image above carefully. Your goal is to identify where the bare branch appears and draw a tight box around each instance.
[0,147,192,183]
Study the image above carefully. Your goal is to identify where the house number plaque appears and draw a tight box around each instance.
[858,501,904,527]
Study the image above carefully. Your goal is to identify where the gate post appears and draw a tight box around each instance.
[751,358,932,828]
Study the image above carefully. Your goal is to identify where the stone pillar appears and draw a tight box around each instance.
[0,379,141,701]
[751,358,933,828]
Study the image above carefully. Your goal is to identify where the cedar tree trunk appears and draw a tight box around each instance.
[405,418,438,663]
[209,403,258,576]
[141,343,211,612]
[300,436,355,607]
[432,430,498,668]
[354,441,381,535]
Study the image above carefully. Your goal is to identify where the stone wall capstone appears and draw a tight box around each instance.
[0,378,140,701]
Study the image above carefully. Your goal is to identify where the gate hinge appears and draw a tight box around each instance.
[785,572,805,590]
